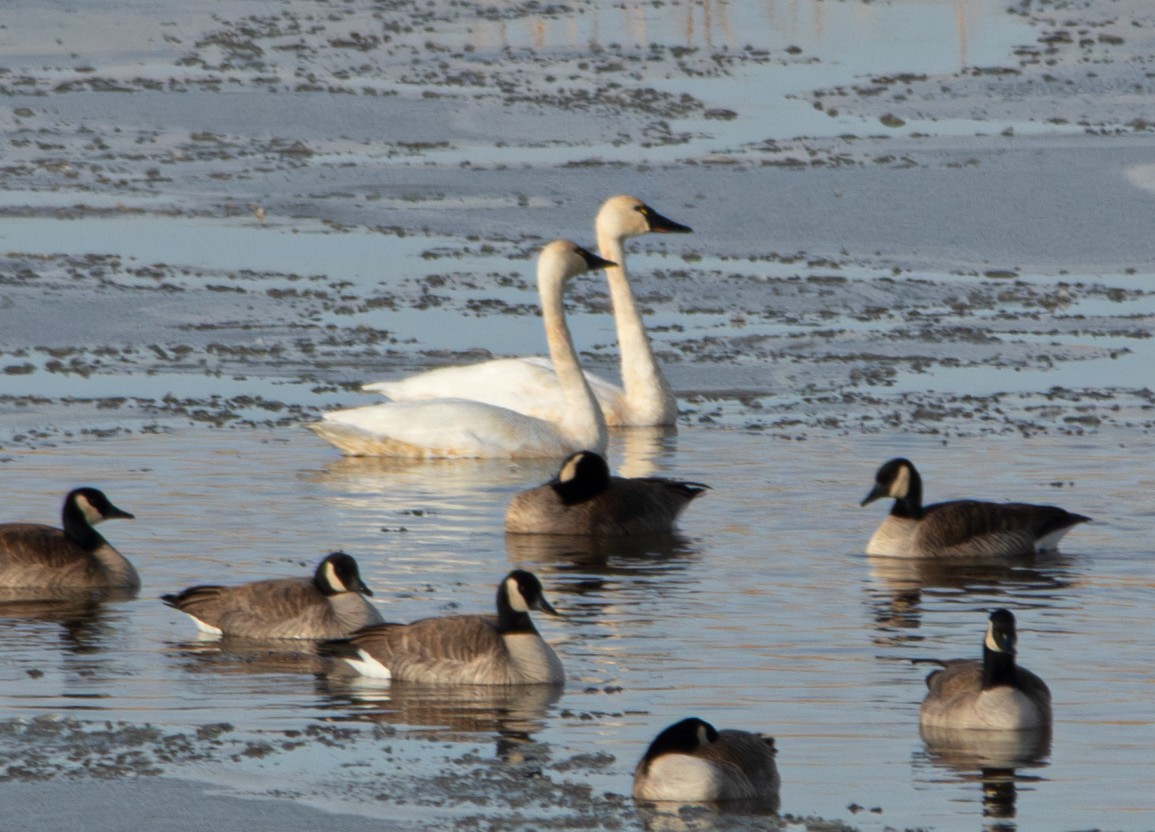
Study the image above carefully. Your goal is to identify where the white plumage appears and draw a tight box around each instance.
[363,195,692,427]
[309,240,613,458]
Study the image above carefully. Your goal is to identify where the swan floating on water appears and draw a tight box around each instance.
[363,195,691,427]
[308,240,614,458]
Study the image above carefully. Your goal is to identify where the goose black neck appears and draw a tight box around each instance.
[982,644,1018,689]
[62,500,107,551]
[496,586,537,634]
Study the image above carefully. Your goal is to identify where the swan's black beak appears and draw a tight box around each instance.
[642,205,692,234]
[575,245,617,271]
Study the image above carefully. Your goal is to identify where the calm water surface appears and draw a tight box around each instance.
[0,425,1149,830]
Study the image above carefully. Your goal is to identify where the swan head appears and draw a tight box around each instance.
[595,195,692,241]
[537,239,616,290]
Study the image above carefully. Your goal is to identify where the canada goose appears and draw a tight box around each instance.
[861,457,1090,557]
[321,570,564,685]
[309,241,614,458]
[162,551,382,640]
[632,717,780,804]
[918,608,1052,731]
[0,487,138,593]
[362,195,692,427]
[504,450,708,535]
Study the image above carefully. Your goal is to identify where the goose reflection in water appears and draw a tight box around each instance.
[864,553,1079,648]
[165,637,330,677]
[318,677,561,760]
[0,589,133,655]
[916,724,1052,830]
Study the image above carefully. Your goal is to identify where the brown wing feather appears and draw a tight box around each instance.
[348,614,506,682]
[918,500,1085,556]
[505,477,705,535]
[0,524,107,586]
[698,731,780,803]
[167,577,366,639]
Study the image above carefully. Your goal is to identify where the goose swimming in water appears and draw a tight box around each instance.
[309,241,614,458]
[0,487,138,593]
[861,457,1090,557]
[504,450,708,535]
[363,195,691,427]
[162,551,382,639]
[632,717,780,805]
[321,569,563,685]
[918,608,1052,731]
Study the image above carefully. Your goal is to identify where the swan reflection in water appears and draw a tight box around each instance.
[917,724,1051,830]
[864,553,1079,648]
[319,677,562,760]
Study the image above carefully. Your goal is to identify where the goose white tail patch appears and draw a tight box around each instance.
[188,616,223,637]
[344,649,393,680]
[1035,527,1074,552]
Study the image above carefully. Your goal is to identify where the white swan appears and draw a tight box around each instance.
[308,240,613,458]
[362,195,692,427]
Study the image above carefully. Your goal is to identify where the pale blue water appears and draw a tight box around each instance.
[1,0,1153,829]
[0,426,1150,830]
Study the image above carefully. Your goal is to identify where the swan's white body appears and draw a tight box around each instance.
[310,241,609,458]
[362,196,690,427]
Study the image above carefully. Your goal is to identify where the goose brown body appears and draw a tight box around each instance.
[633,718,780,805]
[163,552,381,640]
[862,458,1089,557]
[321,570,563,685]
[919,609,1052,731]
[505,451,708,535]
[0,488,138,593]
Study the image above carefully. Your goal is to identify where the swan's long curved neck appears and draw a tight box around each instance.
[539,269,607,450]
[598,231,676,425]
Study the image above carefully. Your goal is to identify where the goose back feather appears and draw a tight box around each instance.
[633,717,780,804]
[163,551,381,640]
[504,450,708,535]
[321,570,563,685]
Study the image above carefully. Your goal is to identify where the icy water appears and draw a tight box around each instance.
[3,0,1155,828]
[0,426,1152,831]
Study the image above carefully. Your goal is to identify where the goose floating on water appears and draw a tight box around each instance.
[363,195,691,427]
[861,457,1090,557]
[0,487,138,594]
[309,240,614,458]
[632,717,780,805]
[918,608,1052,731]
[321,569,563,685]
[504,450,708,535]
[162,551,382,640]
